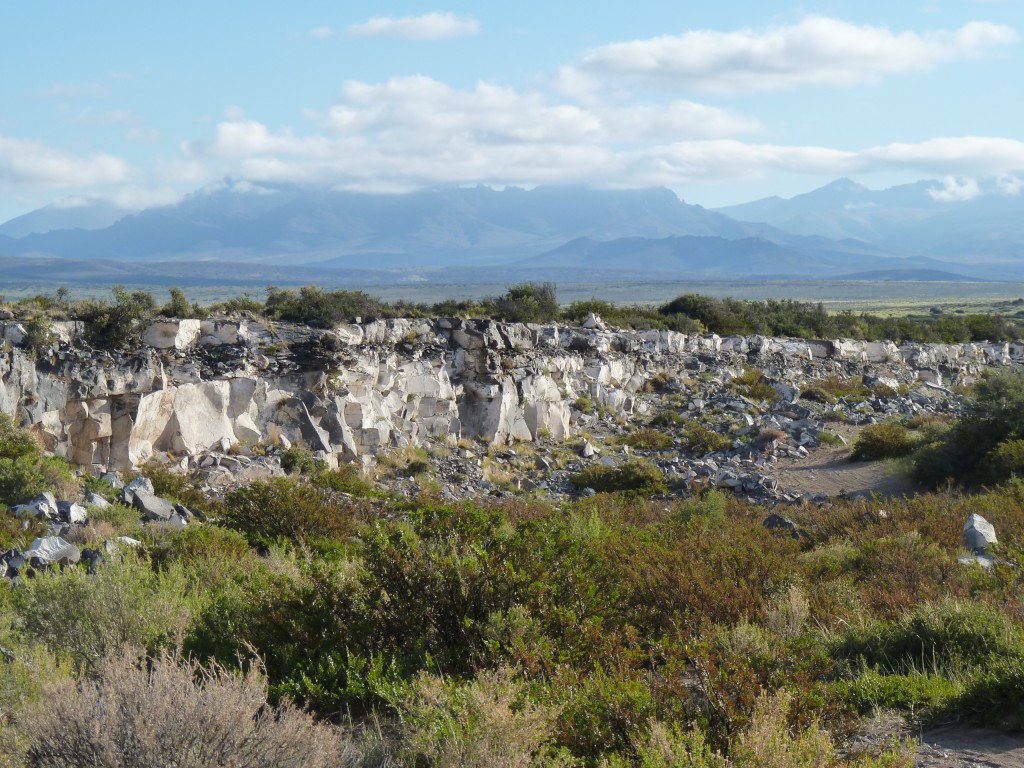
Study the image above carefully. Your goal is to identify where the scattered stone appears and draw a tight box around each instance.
[85,492,111,509]
[763,513,800,538]
[130,488,175,522]
[58,501,88,524]
[963,514,997,554]
[26,536,80,567]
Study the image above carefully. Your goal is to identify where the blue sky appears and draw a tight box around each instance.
[1,1,1022,222]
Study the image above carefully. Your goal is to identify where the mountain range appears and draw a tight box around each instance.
[1,177,1021,286]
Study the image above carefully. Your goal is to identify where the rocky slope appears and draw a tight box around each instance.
[1,314,1018,500]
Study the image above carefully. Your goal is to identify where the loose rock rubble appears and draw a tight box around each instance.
[0,314,1014,504]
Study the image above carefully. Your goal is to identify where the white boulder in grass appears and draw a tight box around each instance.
[963,513,997,553]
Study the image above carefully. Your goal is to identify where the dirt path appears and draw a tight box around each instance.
[914,726,1024,767]
[770,424,921,499]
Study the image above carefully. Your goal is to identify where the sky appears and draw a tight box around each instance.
[1,1,1022,223]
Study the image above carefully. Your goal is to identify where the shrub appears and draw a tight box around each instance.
[622,428,673,451]
[986,439,1024,480]
[310,463,378,496]
[851,422,915,461]
[221,477,359,545]
[574,395,596,414]
[681,422,732,455]
[133,461,208,509]
[18,652,347,768]
[402,667,556,768]
[265,285,383,327]
[491,282,558,324]
[161,287,193,318]
[914,369,1024,486]
[77,286,157,348]
[571,459,669,496]
[835,599,1022,673]
[13,555,193,670]
[554,667,655,761]
[650,409,685,428]
[0,414,77,506]
[281,445,319,475]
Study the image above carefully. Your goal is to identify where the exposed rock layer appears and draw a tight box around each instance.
[1,317,1017,470]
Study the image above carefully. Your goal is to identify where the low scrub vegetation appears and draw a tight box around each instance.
[9,284,1024,348]
[10,375,1024,763]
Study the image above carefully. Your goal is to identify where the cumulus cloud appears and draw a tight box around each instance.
[346,12,479,40]
[997,174,1024,195]
[567,17,1017,93]
[182,106,1024,192]
[323,76,758,144]
[927,176,982,201]
[0,135,130,188]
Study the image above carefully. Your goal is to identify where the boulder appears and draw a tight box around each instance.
[963,513,997,553]
[130,488,176,522]
[763,513,800,538]
[26,536,80,566]
[85,492,111,509]
[57,501,88,524]
[121,476,155,505]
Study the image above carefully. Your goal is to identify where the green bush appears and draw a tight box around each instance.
[851,422,915,461]
[76,286,157,348]
[12,555,193,670]
[220,477,359,545]
[650,409,685,428]
[681,422,732,455]
[835,600,1022,672]
[281,446,319,475]
[134,462,208,508]
[491,282,559,324]
[914,369,1024,486]
[0,414,77,506]
[571,459,669,496]
[264,285,383,327]
[622,428,673,451]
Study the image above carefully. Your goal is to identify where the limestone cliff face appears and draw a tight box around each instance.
[0,316,1019,470]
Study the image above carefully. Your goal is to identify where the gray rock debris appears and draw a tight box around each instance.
[130,488,176,522]
[963,513,997,553]
[26,536,81,567]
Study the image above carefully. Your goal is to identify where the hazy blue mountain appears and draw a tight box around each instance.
[521,235,965,279]
[0,199,135,238]
[2,179,1023,285]
[0,182,784,267]
[716,177,1024,260]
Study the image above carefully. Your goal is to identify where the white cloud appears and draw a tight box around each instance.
[309,25,334,39]
[997,174,1023,195]
[182,108,1024,192]
[108,185,182,210]
[322,76,757,145]
[346,12,479,41]
[568,17,1017,93]
[926,175,981,201]
[0,135,130,188]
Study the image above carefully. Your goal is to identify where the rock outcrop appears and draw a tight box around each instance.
[0,316,1017,471]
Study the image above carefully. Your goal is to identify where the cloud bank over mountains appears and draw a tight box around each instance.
[1,10,1021,217]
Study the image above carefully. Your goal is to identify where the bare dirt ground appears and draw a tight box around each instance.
[770,423,922,499]
[913,726,1024,767]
